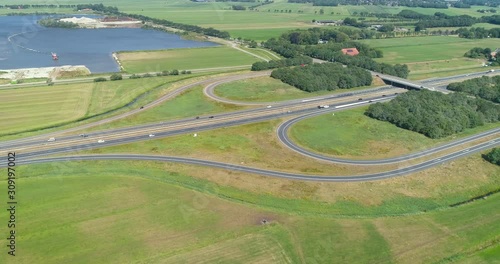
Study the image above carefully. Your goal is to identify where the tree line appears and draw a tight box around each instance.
[251,56,313,71]
[287,0,449,8]
[270,63,372,92]
[447,76,500,103]
[365,90,500,139]
[457,27,500,39]
[71,3,230,39]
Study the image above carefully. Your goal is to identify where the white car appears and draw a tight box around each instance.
[97,139,105,143]
[318,105,330,109]
[149,134,155,137]
[47,137,56,142]
[266,105,272,108]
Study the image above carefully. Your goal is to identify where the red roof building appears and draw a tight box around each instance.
[341,48,359,56]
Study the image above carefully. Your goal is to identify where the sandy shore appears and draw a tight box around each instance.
[0,65,91,80]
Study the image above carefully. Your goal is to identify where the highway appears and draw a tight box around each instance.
[10,135,499,182]
[1,69,499,182]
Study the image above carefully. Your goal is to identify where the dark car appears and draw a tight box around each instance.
[358,98,363,101]
[209,116,214,119]
[382,94,386,97]
[140,106,144,109]
[196,116,200,119]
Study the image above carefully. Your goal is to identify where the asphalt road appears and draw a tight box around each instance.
[11,135,499,182]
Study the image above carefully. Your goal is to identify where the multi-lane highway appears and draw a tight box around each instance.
[1,69,499,182]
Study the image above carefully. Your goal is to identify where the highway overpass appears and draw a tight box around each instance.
[374,73,435,91]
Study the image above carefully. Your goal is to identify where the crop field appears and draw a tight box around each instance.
[0,160,498,263]
[117,46,261,73]
[0,84,92,135]
[360,36,500,79]
[361,36,500,64]
[0,76,180,135]
[289,107,500,159]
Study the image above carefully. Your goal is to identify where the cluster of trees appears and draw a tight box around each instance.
[75,4,118,13]
[415,14,477,30]
[38,18,79,28]
[129,69,191,79]
[262,36,409,78]
[251,56,313,71]
[463,47,494,59]
[457,27,500,38]
[447,76,500,103]
[477,9,497,13]
[483,148,500,166]
[232,5,246,10]
[270,63,372,92]
[483,15,500,25]
[365,90,500,138]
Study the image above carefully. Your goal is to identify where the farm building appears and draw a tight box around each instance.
[341,48,359,56]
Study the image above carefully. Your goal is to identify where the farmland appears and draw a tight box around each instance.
[0,160,498,263]
[360,36,500,79]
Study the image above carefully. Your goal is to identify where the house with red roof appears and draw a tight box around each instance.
[341,48,359,56]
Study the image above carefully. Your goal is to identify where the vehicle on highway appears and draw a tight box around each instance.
[318,105,329,109]
[47,137,56,142]
[209,116,214,118]
[490,69,495,72]
[358,98,363,101]
[79,134,88,138]
[195,116,200,119]
[267,105,272,108]
[369,100,373,102]
[382,94,386,97]
[149,134,155,137]
[140,106,144,109]
[97,139,105,143]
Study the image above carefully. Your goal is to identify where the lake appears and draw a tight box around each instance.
[0,15,219,73]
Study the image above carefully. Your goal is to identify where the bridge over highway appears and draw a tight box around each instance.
[373,72,435,91]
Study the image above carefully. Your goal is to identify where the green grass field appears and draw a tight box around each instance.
[0,76,184,135]
[88,84,245,131]
[0,160,498,263]
[360,36,500,64]
[214,76,379,102]
[359,36,500,79]
[117,46,261,73]
[289,107,500,159]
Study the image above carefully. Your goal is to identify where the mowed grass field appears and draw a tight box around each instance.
[289,107,500,159]
[117,46,261,73]
[360,36,500,79]
[0,76,183,135]
[0,160,498,263]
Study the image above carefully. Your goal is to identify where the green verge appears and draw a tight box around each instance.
[86,84,245,131]
[117,46,261,73]
[214,76,379,102]
[0,161,498,263]
[289,107,500,159]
